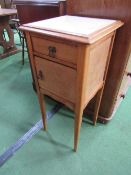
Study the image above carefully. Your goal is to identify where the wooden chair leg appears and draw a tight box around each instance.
[93,86,104,125]
[18,30,22,44]
[74,107,83,152]
[22,37,25,65]
[38,93,47,131]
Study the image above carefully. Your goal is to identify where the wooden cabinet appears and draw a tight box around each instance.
[20,16,123,151]
[13,0,66,24]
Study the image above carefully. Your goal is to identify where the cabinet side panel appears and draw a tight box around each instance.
[84,37,112,105]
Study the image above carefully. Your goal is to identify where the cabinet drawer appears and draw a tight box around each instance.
[32,36,78,64]
[35,56,76,103]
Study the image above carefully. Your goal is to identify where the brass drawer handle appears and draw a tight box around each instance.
[48,46,56,58]
[37,70,44,80]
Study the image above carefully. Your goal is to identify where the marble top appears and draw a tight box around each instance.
[24,15,117,38]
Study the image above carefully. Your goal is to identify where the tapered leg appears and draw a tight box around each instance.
[22,37,25,65]
[38,93,47,131]
[74,107,83,152]
[93,86,104,125]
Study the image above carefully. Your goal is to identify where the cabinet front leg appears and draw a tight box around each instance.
[38,93,47,131]
[74,108,83,152]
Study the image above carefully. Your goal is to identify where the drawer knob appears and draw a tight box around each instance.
[37,70,44,80]
[48,46,56,58]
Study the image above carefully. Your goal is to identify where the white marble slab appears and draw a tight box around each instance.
[26,15,117,37]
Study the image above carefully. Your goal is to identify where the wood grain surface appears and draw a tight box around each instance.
[67,0,131,120]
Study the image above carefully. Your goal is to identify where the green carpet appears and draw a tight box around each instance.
[0,34,131,174]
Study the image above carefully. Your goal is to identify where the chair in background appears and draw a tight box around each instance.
[10,18,26,65]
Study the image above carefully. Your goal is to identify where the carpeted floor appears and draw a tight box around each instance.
[0,33,131,175]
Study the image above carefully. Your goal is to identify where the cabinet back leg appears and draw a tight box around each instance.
[93,86,104,125]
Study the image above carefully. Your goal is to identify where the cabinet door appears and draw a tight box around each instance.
[35,56,76,103]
